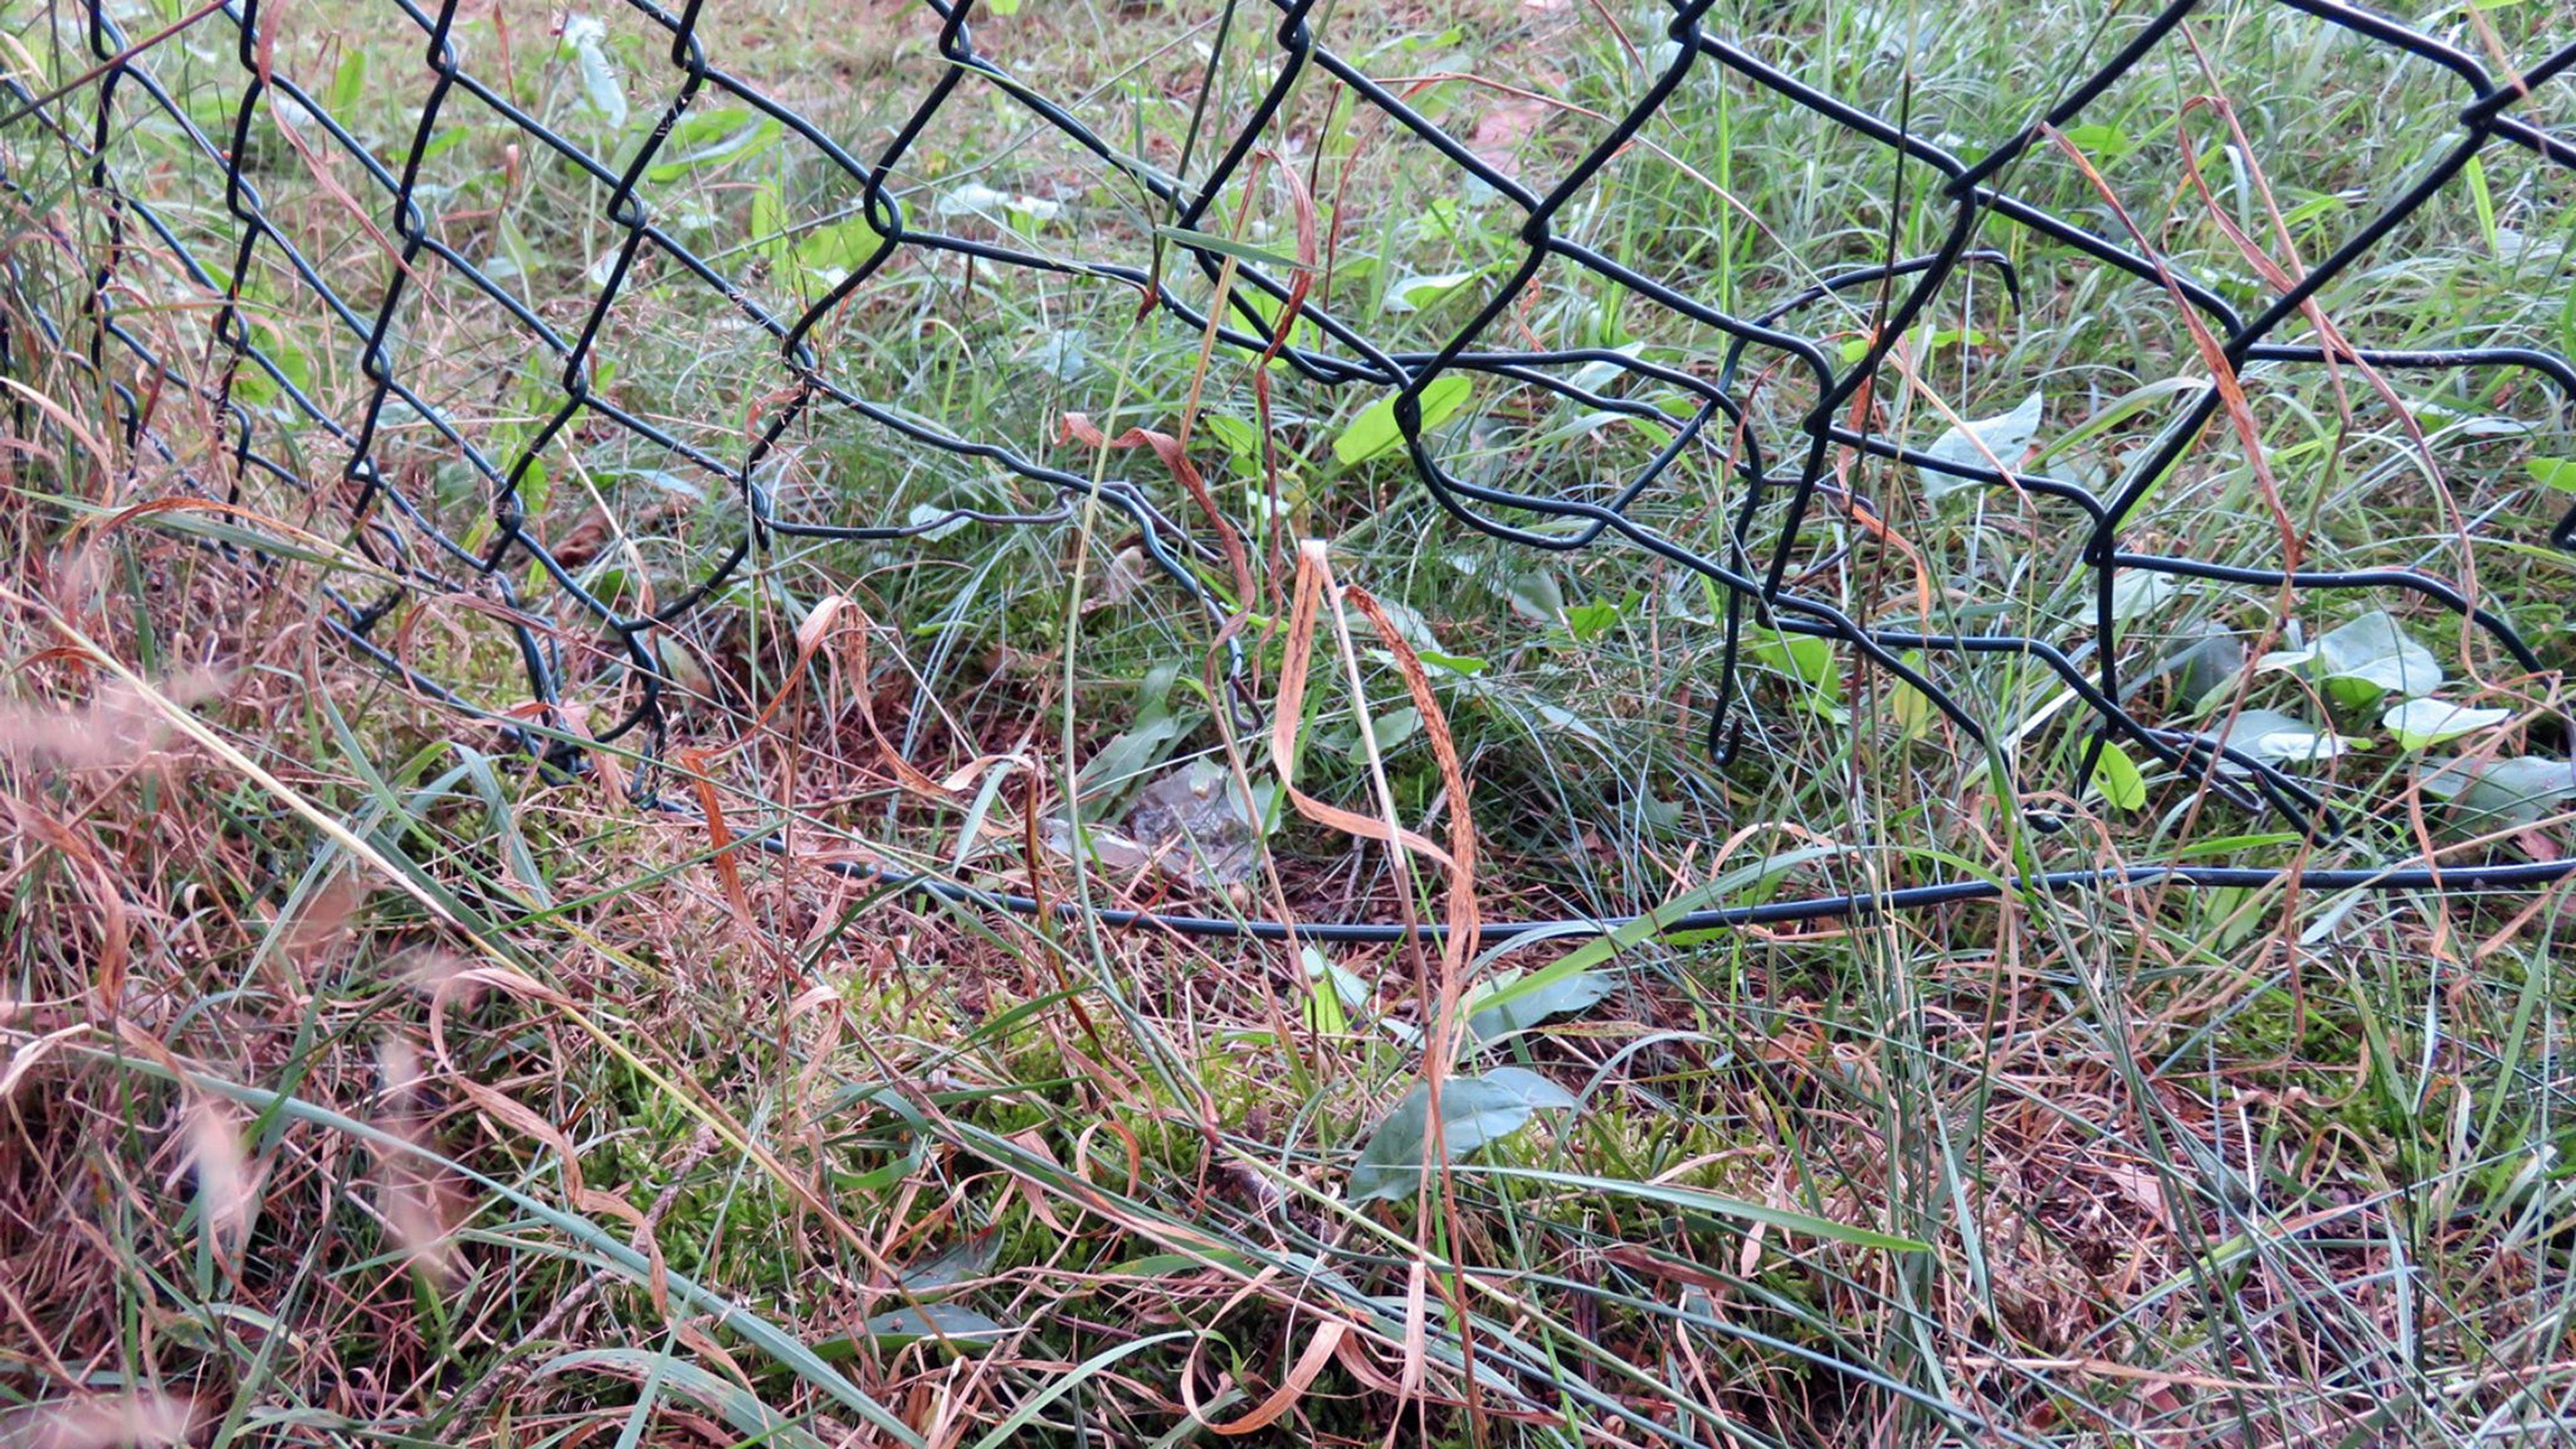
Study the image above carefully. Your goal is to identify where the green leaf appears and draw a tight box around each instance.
[2464,154,2498,253]
[1918,391,2043,499]
[326,48,368,115]
[1381,268,1482,313]
[2157,627,2245,710]
[1232,285,1326,361]
[2419,755,2575,831]
[1152,224,1307,272]
[1201,412,1261,472]
[1346,706,1422,763]
[1455,847,1837,1052]
[1302,946,1358,1034]
[1523,407,1674,451]
[1890,649,1934,738]
[2256,610,2442,700]
[853,1304,1010,1352]
[2528,457,2576,494]
[795,213,885,283]
[1465,969,1614,1044]
[897,1234,1000,1295]
[2031,375,2210,468]
[2092,740,2147,811]
[1348,1070,1579,1204]
[2170,830,2305,860]
[605,467,706,502]
[1334,374,1472,465]
[2381,698,2510,752]
[508,455,549,520]
[1073,663,1186,804]
[1411,649,1487,678]
[1748,631,1839,702]
[561,15,629,132]
[488,212,542,292]
[1105,1250,1262,1277]
[1506,569,1565,624]
[1564,598,1623,643]
[2057,122,2136,160]
[750,184,793,274]
[80,502,382,580]
[647,107,780,182]
[1478,1065,1575,1108]
[2109,569,2178,622]
[2207,708,2363,770]
[1358,597,1439,651]
[451,744,553,910]
[1530,701,1609,744]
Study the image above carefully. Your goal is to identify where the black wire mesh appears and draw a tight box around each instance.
[4,0,2573,937]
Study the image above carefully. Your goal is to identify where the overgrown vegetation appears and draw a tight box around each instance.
[3,0,2573,1444]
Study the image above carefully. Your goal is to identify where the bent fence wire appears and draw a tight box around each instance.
[3,0,2572,938]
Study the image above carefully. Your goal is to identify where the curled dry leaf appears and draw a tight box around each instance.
[1,1394,198,1448]
[380,1036,423,1099]
[1084,545,1147,611]
[0,669,226,769]
[0,1025,87,1102]
[1467,99,1548,179]
[392,949,481,1000]
[1059,413,1254,612]
[374,1038,463,1281]
[184,1100,263,1253]
[1271,541,1456,871]
[380,1169,467,1283]
[1186,1317,1349,1434]
[279,873,364,967]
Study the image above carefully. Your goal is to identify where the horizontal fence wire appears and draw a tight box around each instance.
[3,0,2573,936]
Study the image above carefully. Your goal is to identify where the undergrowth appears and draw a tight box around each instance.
[2,0,2574,1446]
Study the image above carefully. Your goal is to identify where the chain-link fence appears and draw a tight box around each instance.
[5,0,2572,937]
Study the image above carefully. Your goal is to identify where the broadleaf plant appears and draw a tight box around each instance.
[1348,1069,1579,1204]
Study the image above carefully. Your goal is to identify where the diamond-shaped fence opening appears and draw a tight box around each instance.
[3,0,2571,940]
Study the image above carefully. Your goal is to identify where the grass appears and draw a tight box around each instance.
[2,0,2574,1444]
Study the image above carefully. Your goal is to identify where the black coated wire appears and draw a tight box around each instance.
[716,807,2576,943]
[3,0,2571,940]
